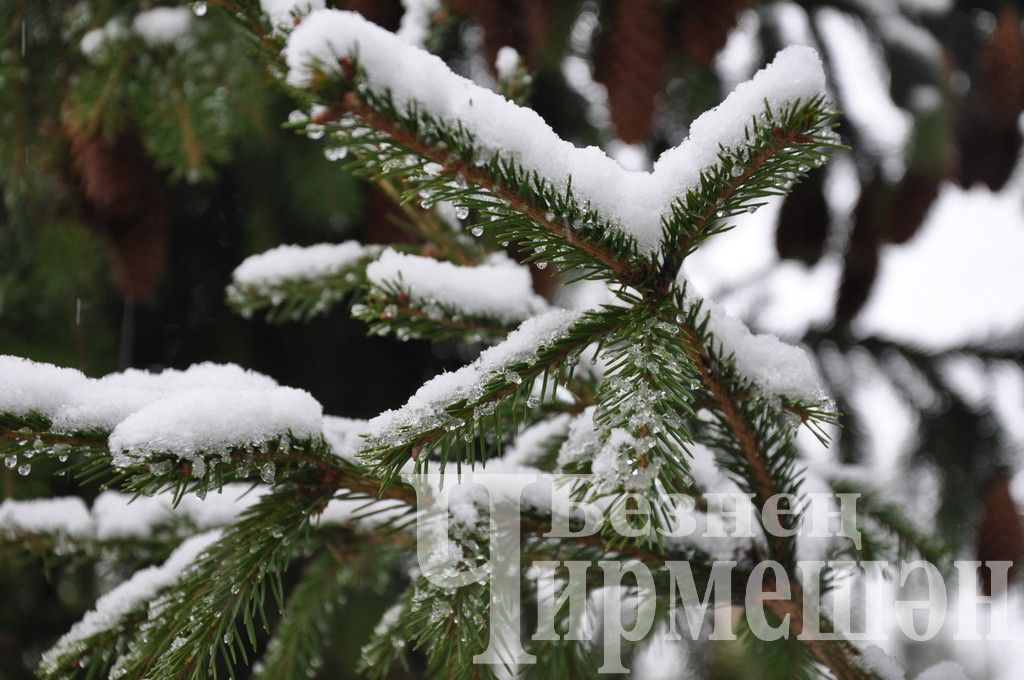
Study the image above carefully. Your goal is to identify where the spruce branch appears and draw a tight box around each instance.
[826,476,949,568]
[762,591,878,680]
[352,288,520,344]
[656,98,839,293]
[671,294,826,567]
[226,247,379,323]
[305,62,646,286]
[373,177,485,266]
[361,307,631,486]
[3,411,884,680]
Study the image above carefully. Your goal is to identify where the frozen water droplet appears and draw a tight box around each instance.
[731,164,744,178]
[192,1,208,16]
[260,462,276,484]
[4,455,16,469]
[526,396,540,408]
[470,226,484,237]
[535,261,548,270]
[503,370,522,385]
[454,205,469,220]
[223,633,231,644]
[17,462,30,476]
[306,124,325,140]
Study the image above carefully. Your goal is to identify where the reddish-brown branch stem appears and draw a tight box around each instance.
[314,87,645,286]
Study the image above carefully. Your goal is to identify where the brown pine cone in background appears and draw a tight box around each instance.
[976,474,1024,597]
[976,8,1024,130]
[677,0,753,68]
[593,0,671,144]
[957,7,1024,191]
[519,0,556,69]
[775,167,830,266]
[360,185,412,246]
[64,124,170,300]
[886,171,941,245]
[337,0,404,31]
[834,178,887,326]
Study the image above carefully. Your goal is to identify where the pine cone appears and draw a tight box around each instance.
[957,7,1024,191]
[677,0,752,68]
[518,0,555,69]
[64,124,170,300]
[976,8,1024,129]
[775,167,829,265]
[834,179,885,326]
[885,171,941,245]
[360,185,412,246]
[976,474,1024,597]
[593,0,671,144]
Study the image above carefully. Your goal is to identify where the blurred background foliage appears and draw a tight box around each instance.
[2,0,1024,677]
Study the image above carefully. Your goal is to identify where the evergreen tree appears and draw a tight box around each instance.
[0,2,1005,679]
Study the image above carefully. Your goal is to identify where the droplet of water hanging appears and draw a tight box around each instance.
[192,1,208,16]
[526,396,540,408]
[470,226,483,237]
[4,455,15,469]
[17,462,31,476]
[455,205,469,220]
[260,462,276,484]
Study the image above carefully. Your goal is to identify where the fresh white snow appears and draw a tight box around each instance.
[109,386,322,465]
[40,531,221,672]
[0,356,324,470]
[366,249,548,323]
[132,7,193,47]
[0,498,92,539]
[914,662,968,680]
[556,406,601,469]
[676,281,827,402]
[501,414,571,466]
[322,416,369,461]
[231,241,373,288]
[367,309,583,440]
[284,10,828,254]
[396,0,440,46]
[495,46,521,82]
[260,0,325,31]
[858,644,905,680]
[0,486,265,542]
[80,18,128,57]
